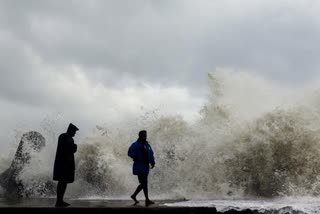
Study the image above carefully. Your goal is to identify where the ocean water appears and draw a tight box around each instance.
[165,198,320,214]
[1,70,320,212]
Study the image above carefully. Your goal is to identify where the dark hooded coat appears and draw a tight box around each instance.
[53,133,77,183]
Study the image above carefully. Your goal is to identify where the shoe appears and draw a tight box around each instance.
[145,200,155,207]
[131,195,139,205]
[55,201,70,207]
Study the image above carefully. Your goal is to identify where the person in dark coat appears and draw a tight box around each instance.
[53,123,79,207]
[128,130,155,207]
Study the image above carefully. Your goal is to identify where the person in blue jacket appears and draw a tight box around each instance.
[128,130,155,207]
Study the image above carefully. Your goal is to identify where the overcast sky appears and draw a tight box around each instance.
[1,0,320,153]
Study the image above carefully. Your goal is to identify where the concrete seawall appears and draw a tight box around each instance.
[0,207,256,214]
[0,199,257,214]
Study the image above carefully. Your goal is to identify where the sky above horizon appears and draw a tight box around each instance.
[1,0,320,153]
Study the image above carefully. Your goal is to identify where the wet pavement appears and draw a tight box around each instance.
[0,198,184,208]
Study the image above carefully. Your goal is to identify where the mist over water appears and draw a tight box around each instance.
[2,69,320,199]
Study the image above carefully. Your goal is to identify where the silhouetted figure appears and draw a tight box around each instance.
[53,123,79,207]
[128,130,155,207]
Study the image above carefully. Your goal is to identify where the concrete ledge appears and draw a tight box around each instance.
[0,199,259,214]
[0,207,256,214]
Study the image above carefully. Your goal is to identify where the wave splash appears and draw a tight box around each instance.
[2,69,320,198]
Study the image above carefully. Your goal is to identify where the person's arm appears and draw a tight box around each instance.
[64,137,77,156]
[128,143,137,160]
[72,143,77,153]
[149,145,155,169]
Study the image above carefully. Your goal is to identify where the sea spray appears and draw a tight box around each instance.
[2,69,320,198]
[221,108,320,197]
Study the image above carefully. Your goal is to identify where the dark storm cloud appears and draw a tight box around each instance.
[1,0,320,152]
[2,0,320,94]
[0,0,320,108]
[0,0,197,86]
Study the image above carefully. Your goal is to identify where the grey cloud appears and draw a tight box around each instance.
[1,0,320,153]
[0,34,44,106]
[1,0,320,101]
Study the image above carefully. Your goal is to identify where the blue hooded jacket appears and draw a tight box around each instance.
[128,140,155,175]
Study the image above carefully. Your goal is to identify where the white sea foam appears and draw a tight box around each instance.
[165,197,320,214]
[2,69,320,200]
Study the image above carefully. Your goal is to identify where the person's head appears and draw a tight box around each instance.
[138,130,147,142]
[67,123,79,137]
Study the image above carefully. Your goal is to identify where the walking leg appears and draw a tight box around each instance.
[141,176,154,207]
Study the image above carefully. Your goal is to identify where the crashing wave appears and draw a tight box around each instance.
[2,70,320,198]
